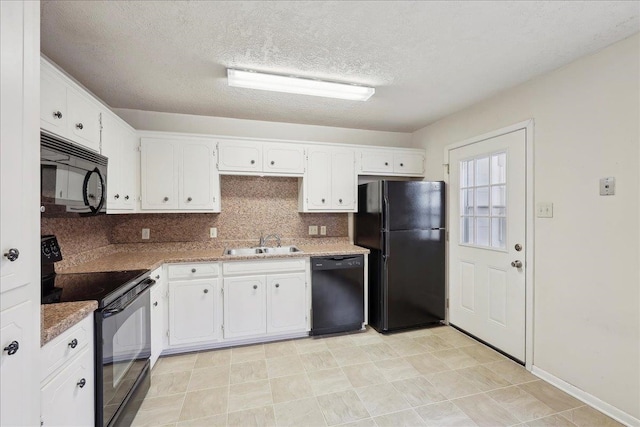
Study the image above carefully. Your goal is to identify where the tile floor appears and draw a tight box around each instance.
[132,326,622,427]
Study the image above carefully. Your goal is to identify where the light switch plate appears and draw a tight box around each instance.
[536,203,553,218]
[308,225,318,235]
[600,177,615,195]
[141,228,150,239]
[209,227,217,238]
[320,226,327,236]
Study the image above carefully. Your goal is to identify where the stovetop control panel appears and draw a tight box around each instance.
[41,235,62,264]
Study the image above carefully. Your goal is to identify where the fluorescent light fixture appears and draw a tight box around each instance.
[227,69,375,101]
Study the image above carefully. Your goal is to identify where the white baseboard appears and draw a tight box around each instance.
[160,331,310,356]
[531,366,640,427]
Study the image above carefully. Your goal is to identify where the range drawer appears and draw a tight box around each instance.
[167,262,220,280]
[41,314,92,382]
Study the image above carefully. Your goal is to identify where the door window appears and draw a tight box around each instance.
[460,152,507,249]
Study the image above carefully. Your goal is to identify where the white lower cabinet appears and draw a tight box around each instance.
[266,273,307,334]
[40,314,94,427]
[222,260,309,341]
[223,276,267,339]
[169,278,220,346]
[149,267,166,368]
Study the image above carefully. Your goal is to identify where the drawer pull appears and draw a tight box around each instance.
[270,161,275,165]
[153,301,158,307]
[114,194,120,199]
[3,340,19,355]
[155,275,160,279]
[187,197,192,202]
[253,285,258,290]
[203,289,209,294]
[68,338,78,349]
[384,162,389,166]
[75,123,84,130]
[400,163,404,167]
[250,160,255,165]
[125,195,130,200]
[275,283,280,288]
[53,111,63,119]
[191,268,196,273]
[77,378,86,388]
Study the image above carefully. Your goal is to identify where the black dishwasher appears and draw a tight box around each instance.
[311,255,364,336]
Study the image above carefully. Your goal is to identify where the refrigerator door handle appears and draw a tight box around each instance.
[383,232,390,261]
[383,196,390,231]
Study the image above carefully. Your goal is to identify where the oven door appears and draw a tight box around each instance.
[96,287,151,427]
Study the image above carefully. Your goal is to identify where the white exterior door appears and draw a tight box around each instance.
[448,129,527,362]
[266,273,307,334]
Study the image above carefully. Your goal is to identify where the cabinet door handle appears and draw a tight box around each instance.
[53,111,63,119]
[163,197,169,202]
[77,378,86,388]
[275,283,280,288]
[191,268,196,273]
[339,199,343,204]
[203,289,209,294]
[124,195,130,200]
[270,160,275,165]
[68,338,78,349]
[3,248,19,262]
[253,285,258,289]
[3,341,19,355]
[250,160,255,165]
[114,194,120,199]
[321,198,325,203]
[400,163,404,167]
[75,123,84,130]
[187,197,192,202]
[155,275,160,280]
[153,301,158,307]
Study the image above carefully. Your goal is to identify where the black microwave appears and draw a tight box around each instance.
[40,132,108,216]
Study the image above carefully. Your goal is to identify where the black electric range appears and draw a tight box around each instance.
[41,235,155,427]
[42,269,150,307]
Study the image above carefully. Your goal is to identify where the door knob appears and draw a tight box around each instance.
[511,260,523,268]
[3,248,19,262]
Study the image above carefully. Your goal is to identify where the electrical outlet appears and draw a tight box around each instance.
[600,177,615,195]
[141,228,150,239]
[536,203,553,218]
[308,225,318,235]
[209,227,217,238]
[320,226,327,236]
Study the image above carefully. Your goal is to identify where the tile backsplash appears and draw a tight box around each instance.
[42,176,348,257]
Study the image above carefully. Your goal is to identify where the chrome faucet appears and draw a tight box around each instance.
[259,233,281,247]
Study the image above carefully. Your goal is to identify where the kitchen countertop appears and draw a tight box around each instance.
[58,242,370,274]
[43,242,368,345]
[41,300,98,346]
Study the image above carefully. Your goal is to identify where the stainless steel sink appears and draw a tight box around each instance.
[223,246,302,256]
[261,246,301,254]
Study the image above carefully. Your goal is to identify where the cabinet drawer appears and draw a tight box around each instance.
[223,259,306,276]
[168,263,220,280]
[41,346,94,427]
[41,314,92,383]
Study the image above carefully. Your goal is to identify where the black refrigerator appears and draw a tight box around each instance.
[355,180,445,333]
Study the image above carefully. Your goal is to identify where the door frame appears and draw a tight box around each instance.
[443,119,534,370]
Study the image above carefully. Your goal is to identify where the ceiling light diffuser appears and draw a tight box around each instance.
[227,69,375,101]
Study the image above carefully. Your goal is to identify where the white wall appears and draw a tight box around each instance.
[412,34,640,421]
[114,108,412,147]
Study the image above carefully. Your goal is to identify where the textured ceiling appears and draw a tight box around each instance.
[41,1,639,132]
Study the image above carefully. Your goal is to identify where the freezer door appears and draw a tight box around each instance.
[355,182,383,250]
[384,181,445,231]
[384,229,445,331]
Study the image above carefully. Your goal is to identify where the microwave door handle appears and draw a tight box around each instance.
[82,167,106,215]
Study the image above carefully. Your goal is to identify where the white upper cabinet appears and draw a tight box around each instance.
[141,136,220,212]
[40,58,104,153]
[217,140,262,173]
[217,139,304,176]
[300,145,356,212]
[263,143,305,174]
[101,112,138,212]
[360,148,425,176]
